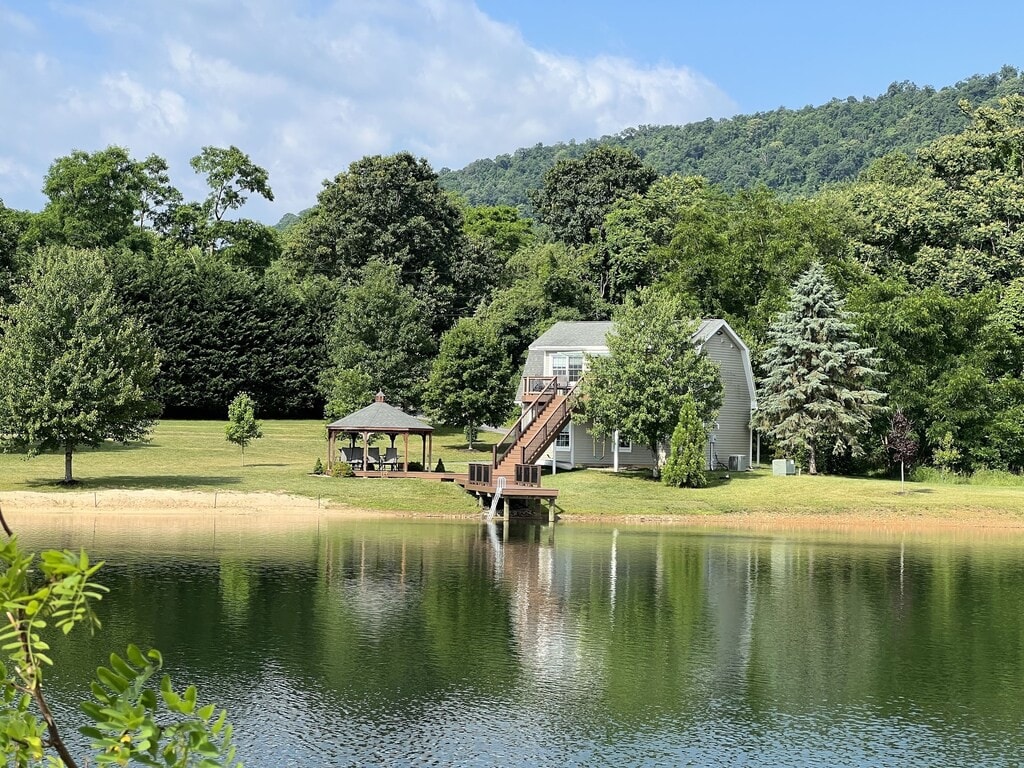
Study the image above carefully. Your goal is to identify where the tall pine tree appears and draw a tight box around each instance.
[755,262,885,474]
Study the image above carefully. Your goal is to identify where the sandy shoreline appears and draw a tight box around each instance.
[2,489,1023,535]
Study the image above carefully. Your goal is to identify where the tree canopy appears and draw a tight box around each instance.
[0,247,160,483]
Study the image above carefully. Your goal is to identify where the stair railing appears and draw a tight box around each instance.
[517,380,583,466]
[493,376,558,468]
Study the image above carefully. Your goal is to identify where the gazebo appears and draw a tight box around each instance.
[326,391,433,473]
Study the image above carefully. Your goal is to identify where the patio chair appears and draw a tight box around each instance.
[367,447,382,470]
[382,447,400,471]
[340,447,363,470]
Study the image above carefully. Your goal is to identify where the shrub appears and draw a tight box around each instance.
[434,458,446,472]
[313,457,324,475]
[407,461,424,472]
[662,394,708,488]
[331,461,354,478]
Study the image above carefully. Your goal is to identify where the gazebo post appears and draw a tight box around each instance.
[362,431,370,474]
[428,433,433,471]
[403,432,409,473]
[421,435,426,468]
[327,430,334,471]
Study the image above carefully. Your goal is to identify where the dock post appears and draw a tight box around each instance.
[548,500,556,524]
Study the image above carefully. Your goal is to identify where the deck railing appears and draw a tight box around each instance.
[467,462,492,486]
[514,463,542,487]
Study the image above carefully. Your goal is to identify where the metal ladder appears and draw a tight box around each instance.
[486,476,507,520]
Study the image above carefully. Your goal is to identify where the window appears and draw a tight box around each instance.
[616,433,632,452]
[567,353,584,383]
[555,426,570,449]
[550,353,584,383]
[551,354,567,380]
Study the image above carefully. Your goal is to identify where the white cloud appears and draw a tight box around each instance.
[0,0,736,221]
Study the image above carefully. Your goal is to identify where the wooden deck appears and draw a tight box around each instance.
[351,469,559,502]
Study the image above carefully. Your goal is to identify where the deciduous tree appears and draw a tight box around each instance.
[578,287,722,477]
[190,145,273,223]
[225,392,263,466]
[0,247,160,483]
[424,318,514,449]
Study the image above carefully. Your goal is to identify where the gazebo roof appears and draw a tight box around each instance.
[326,392,434,434]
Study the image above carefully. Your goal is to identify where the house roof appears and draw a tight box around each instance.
[529,321,614,350]
[530,319,729,350]
[326,396,433,433]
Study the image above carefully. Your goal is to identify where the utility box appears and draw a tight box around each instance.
[728,454,748,471]
[772,458,796,476]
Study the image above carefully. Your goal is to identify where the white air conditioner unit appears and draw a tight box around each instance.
[728,454,747,471]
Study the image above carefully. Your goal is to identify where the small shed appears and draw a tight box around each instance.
[326,392,434,472]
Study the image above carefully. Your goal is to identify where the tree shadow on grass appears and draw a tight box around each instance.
[242,463,289,468]
[24,475,243,490]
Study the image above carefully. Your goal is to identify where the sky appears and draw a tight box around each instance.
[1,0,1022,223]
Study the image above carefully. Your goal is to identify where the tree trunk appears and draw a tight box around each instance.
[467,423,474,451]
[900,461,905,494]
[64,445,74,484]
[241,445,245,467]
[651,441,662,479]
[808,445,817,475]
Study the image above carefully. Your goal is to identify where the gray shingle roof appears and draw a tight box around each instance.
[529,321,614,349]
[530,319,723,351]
[327,401,433,432]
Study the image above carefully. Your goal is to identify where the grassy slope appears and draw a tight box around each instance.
[1,420,1021,520]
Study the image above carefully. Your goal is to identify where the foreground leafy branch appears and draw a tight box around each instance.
[0,513,241,767]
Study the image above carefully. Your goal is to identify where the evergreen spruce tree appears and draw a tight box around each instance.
[662,395,708,488]
[755,262,885,474]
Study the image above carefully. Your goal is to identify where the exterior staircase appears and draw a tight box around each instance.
[491,377,580,479]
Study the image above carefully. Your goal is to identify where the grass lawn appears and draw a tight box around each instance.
[1,419,1022,521]
[547,466,1024,521]
[0,420,498,515]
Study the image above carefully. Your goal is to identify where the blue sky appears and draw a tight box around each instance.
[1,1,1021,222]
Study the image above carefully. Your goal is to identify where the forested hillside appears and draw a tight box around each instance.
[438,67,1024,208]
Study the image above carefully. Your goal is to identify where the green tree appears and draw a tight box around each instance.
[190,145,273,222]
[323,368,374,420]
[225,392,263,466]
[32,146,146,249]
[0,533,240,767]
[424,318,514,449]
[0,247,160,484]
[661,395,708,488]
[321,260,436,410]
[578,287,722,477]
[284,152,466,330]
[755,262,885,474]
[530,145,658,247]
[137,153,183,234]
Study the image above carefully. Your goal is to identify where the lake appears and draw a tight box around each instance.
[18,514,1024,767]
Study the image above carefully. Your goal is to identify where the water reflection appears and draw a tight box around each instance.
[16,514,1024,767]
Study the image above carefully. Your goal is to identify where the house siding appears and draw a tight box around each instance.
[702,332,753,468]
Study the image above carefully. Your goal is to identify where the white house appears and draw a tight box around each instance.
[516,320,758,471]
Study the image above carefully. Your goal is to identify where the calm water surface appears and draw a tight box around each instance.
[19,515,1024,767]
